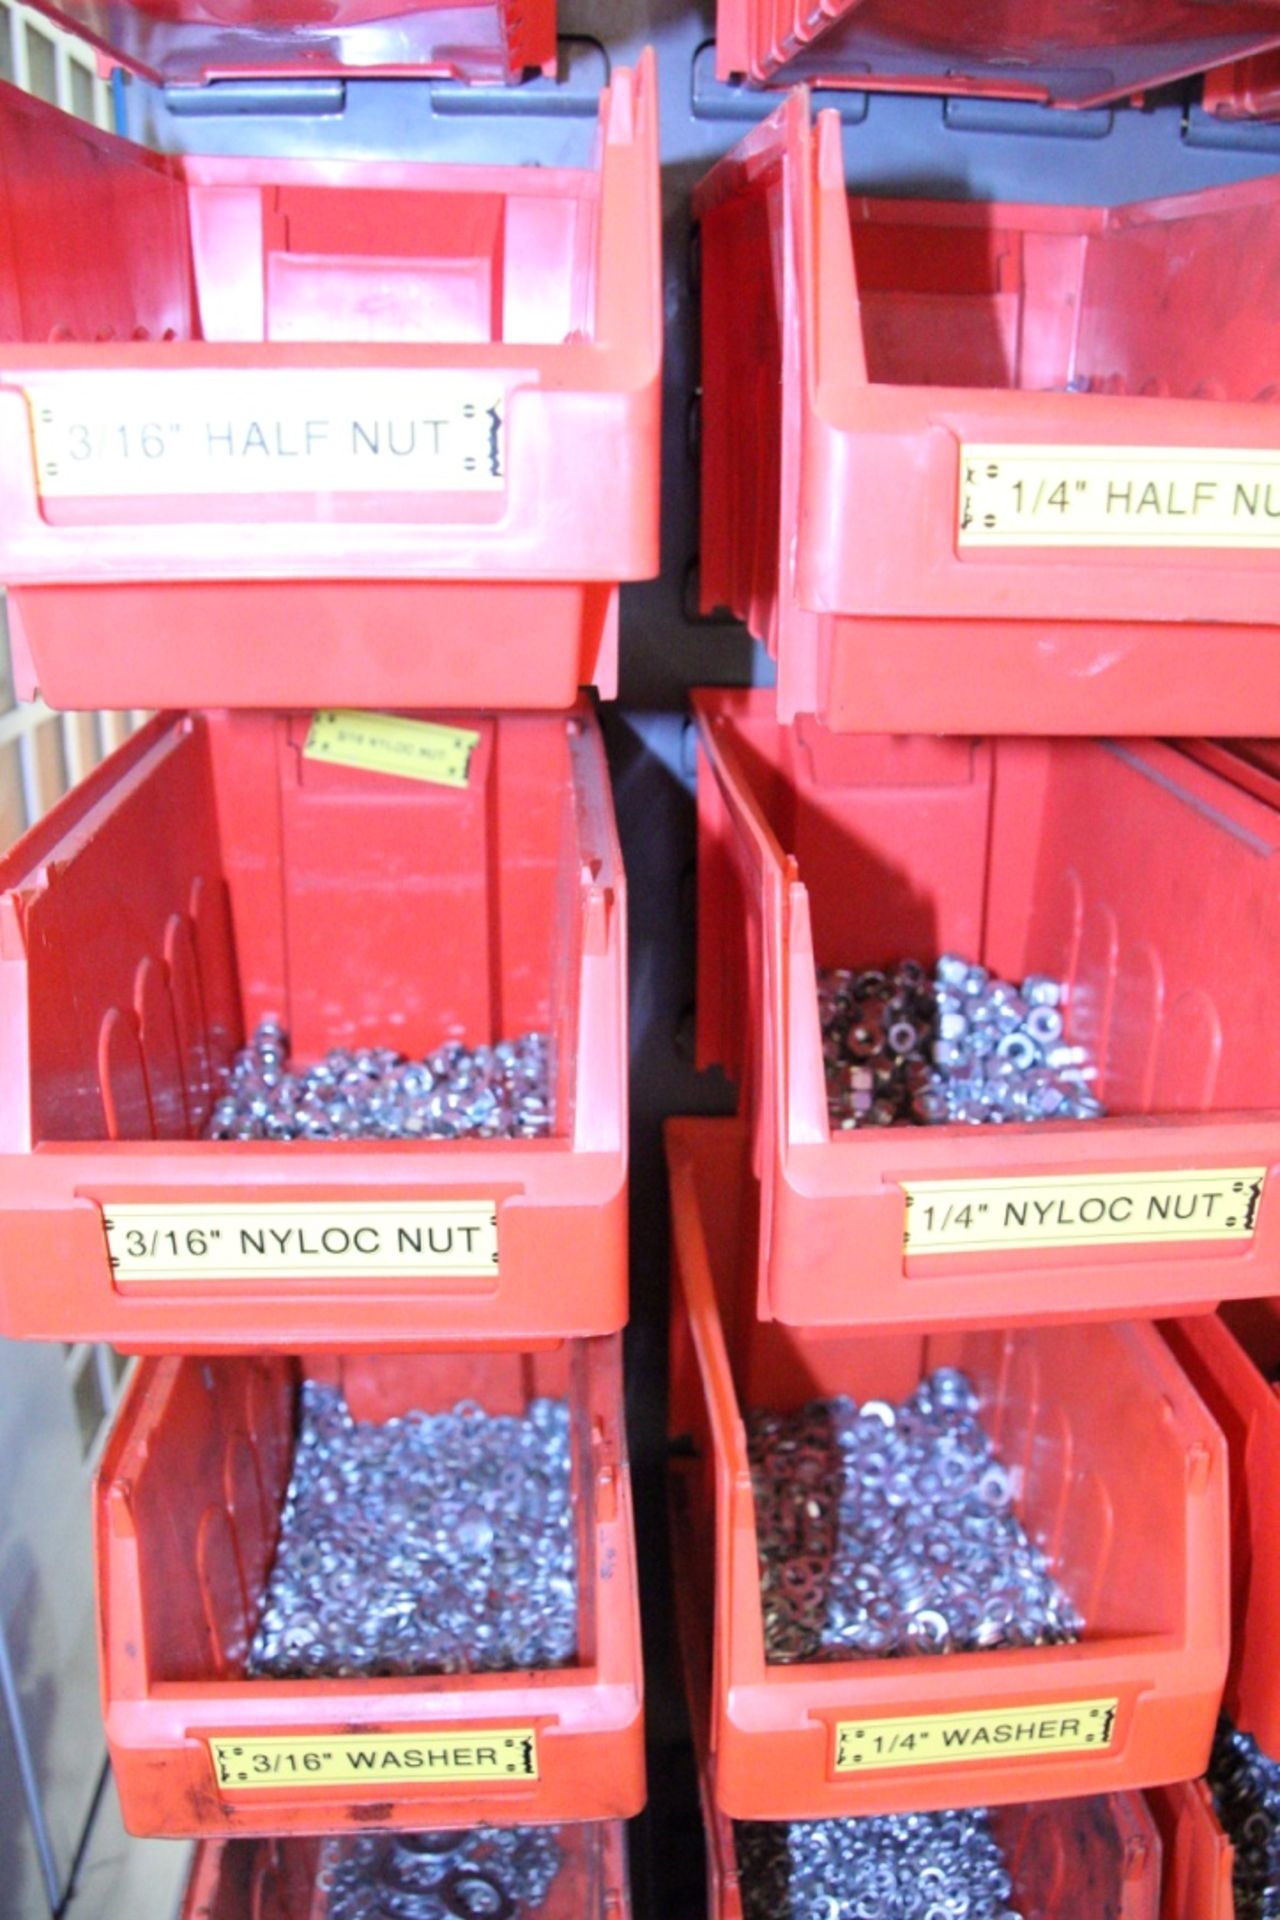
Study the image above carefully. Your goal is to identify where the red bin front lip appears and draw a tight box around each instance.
[0,1145,628,1350]
[95,1339,646,1836]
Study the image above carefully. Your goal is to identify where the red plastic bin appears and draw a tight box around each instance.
[0,703,626,1352]
[696,689,1280,1332]
[1148,1781,1234,1920]
[697,89,1280,733]
[97,1337,645,1837]
[670,1413,1163,1918]
[182,1822,631,1919]
[715,0,1280,105]
[24,0,554,88]
[0,58,659,712]
[666,1116,1229,1820]
[1163,1302,1280,1757]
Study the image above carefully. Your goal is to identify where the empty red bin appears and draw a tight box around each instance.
[715,0,1280,105]
[1163,1302,1280,1758]
[0,703,626,1352]
[182,1821,631,1919]
[0,56,658,712]
[1149,1781,1235,1920]
[696,689,1280,1332]
[97,1338,644,1837]
[23,0,555,88]
[666,1118,1229,1821]
[698,88,1280,734]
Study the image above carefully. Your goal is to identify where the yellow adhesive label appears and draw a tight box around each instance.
[833,1699,1118,1775]
[210,1729,538,1792]
[902,1168,1264,1257]
[958,444,1280,548]
[25,370,506,498]
[104,1201,498,1284]
[304,710,481,788]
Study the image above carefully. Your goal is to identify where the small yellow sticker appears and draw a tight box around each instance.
[304,710,481,789]
[104,1200,499,1284]
[902,1168,1264,1257]
[958,443,1280,548]
[833,1699,1118,1774]
[210,1728,539,1792]
[25,369,506,498]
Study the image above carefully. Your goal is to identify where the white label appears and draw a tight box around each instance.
[958,444,1280,548]
[25,371,506,498]
[103,1201,499,1283]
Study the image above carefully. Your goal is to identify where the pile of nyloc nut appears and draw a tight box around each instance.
[736,1809,1024,1920]
[749,1368,1081,1664]
[318,1825,564,1920]
[249,1381,577,1680]
[818,955,1103,1128]
[205,1018,554,1141]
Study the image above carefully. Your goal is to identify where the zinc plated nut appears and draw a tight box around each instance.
[818,957,1103,1134]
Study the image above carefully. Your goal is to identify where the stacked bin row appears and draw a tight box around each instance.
[675,79,1280,1920]
[0,39,662,1920]
[10,0,1280,1911]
